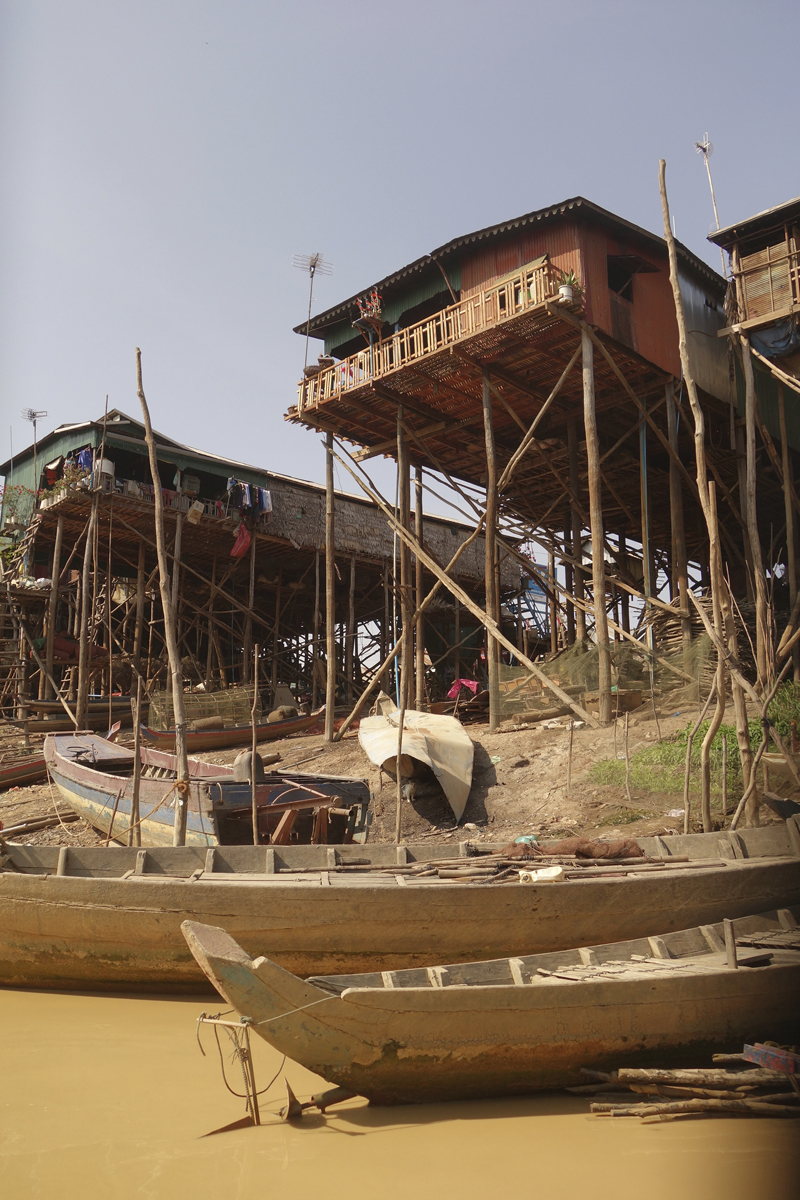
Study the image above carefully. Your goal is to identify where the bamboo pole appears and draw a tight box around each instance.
[136,348,189,845]
[582,327,612,724]
[721,733,728,818]
[44,512,64,700]
[251,642,260,846]
[549,545,558,654]
[778,384,799,683]
[699,483,728,831]
[243,527,256,684]
[205,553,216,686]
[133,538,146,679]
[567,416,587,641]
[482,373,500,729]
[454,596,461,681]
[415,467,425,711]
[659,159,754,822]
[324,433,336,742]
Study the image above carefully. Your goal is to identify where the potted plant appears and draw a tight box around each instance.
[558,270,581,304]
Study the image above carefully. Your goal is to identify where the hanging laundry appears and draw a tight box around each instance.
[231,525,252,559]
[77,448,93,471]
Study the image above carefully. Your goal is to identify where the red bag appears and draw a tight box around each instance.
[230,525,251,559]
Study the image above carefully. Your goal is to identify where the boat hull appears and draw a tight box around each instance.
[182,915,800,1104]
[140,708,323,753]
[1,828,799,991]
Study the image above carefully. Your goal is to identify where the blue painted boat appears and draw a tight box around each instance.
[43,733,371,848]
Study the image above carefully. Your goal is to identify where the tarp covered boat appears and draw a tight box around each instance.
[182,907,800,1104]
[1,822,799,992]
[358,702,474,821]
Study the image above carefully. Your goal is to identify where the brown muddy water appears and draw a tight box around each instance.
[2,990,797,1200]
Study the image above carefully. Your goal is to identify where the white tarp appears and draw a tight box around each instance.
[358,699,474,822]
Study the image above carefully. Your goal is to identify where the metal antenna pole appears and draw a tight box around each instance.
[293,253,333,372]
[695,134,726,277]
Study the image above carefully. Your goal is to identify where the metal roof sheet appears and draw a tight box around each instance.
[708,195,800,249]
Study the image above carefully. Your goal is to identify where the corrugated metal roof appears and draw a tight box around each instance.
[295,196,725,338]
[709,195,800,249]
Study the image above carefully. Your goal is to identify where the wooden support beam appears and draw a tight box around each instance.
[741,335,772,688]
[482,373,500,731]
[325,432,336,741]
[271,567,282,697]
[415,467,425,711]
[44,512,64,700]
[133,538,147,679]
[398,407,414,710]
[568,416,587,641]
[76,493,97,729]
[346,555,356,704]
[582,327,612,724]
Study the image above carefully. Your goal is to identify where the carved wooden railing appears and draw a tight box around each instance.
[297,257,560,412]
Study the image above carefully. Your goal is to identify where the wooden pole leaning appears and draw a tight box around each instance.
[482,373,500,731]
[324,433,336,742]
[582,327,612,724]
[44,512,64,700]
[415,467,425,711]
[136,348,190,845]
[658,159,754,819]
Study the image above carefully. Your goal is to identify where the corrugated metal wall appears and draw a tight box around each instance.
[460,222,582,297]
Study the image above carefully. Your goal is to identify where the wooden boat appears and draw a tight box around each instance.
[181,906,800,1105]
[140,707,323,753]
[0,753,47,790]
[358,705,474,820]
[26,697,136,716]
[43,732,370,849]
[1,821,799,992]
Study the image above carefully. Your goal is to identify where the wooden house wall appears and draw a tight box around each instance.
[460,217,682,379]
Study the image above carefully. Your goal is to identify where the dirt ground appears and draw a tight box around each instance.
[2,701,755,848]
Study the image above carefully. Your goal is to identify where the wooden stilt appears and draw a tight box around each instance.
[312,549,321,709]
[454,596,461,682]
[581,328,612,724]
[415,467,425,710]
[778,384,799,683]
[133,538,146,682]
[271,567,282,699]
[397,409,414,711]
[136,348,189,845]
[564,516,575,643]
[44,512,64,700]
[251,643,260,846]
[549,545,558,654]
[482,373,500,731]
[129,675,143,848]
[205,554,216,687]
[325,433,336,742]
[568,416,587,641]
[666,381,691,654]
[243,527,256,684]
[76,495,97,730]
[381,562,389,694]
[346,555,356,704]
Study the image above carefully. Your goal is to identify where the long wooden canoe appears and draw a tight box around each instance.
[1,822,799,992]
[182,907,800,1104]
[0,754,47,790]
[43,732,371,848]
[140,707,323,753]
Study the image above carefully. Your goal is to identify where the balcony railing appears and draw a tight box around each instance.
[736,240,800,325]
[297,256,561,413]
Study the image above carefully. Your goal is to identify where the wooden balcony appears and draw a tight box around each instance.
[297,257,562,414]
[734,239,800,328]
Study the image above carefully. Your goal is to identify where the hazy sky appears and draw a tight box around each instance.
[2,1,797,511]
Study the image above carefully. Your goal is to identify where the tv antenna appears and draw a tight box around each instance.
[21,408,48,495]
[695,133,726,277]
[293,253,333,369]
